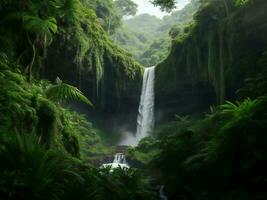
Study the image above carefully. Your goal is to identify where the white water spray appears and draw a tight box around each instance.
[113,153,127,164]
[101,153,129,170]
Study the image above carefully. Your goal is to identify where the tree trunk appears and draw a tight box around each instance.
[25,33,36,82]
[219,27,225,104]
[223,0,230,16]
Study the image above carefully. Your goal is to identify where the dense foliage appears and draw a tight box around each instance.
[155,0,267,122]
[126,1,267,200]
[0,133,155,200]
[0,0,152,199]
[0,0,143,113]
[128,96,267,200]
[1,0,267,200]
[114,0,200,66]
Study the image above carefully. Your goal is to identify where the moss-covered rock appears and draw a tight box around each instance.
[43,2,143,113]
[156,0,267,120]
[0,59,114,162]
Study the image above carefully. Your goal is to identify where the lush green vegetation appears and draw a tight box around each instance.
[0,0,153,199]
[1,0,143,112]
[114,0,200,66]
[1,0,267,199]
[126,0,267,200]
[0,132,155,200]
[156,0,266,103]
[128,96,267,199]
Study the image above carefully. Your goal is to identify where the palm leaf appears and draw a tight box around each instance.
[45,80,93,107]
[59,0,80,23]
[220,100,238,114]
[24,16,57,43]
[220,98,258,117]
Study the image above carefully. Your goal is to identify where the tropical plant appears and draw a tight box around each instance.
[45,77,94,107]
[0,0,82,81]
[235,0,249,6]
[0,133,78,200]
[220,98,259,117]
[145,96,267,200]
[115,0,138,16]
[88,0,122,34]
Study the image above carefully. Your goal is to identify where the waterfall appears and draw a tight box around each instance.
[101,153,129,170]
[102,67,155,170]
[119,66,155,146]
[113,153,127,164]
[100,65,167,194]
[136,66,155,140]
[159,185,168,200]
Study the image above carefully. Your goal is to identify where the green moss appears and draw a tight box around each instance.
[48,3,144,109]
[36,97,60,147]
[145,96,267,199]
[0,57,113,161]
[127,137,161,167]
[56,108,115,161]
[156,0,267,105]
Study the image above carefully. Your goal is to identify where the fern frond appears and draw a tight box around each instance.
[220,100,238,114]
[220,98,258,118]
[24,16,58,43]
[45,82,94,107]
[60,0,80,23]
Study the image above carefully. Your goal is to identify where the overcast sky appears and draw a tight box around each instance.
[133,0,190,18]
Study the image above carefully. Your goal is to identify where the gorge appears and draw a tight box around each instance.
[0,0,267,200]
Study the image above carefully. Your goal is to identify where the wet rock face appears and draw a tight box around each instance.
[116,145,129,153]
[44,47,142,113]
[42,32,143,115]
[91,155,114,167]
[155,77,216,122]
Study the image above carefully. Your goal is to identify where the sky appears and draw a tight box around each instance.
[133,0,190,18]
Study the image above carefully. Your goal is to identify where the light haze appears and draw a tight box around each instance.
[133,0,190,18]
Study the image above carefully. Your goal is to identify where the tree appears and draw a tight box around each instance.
[23,16,58,82]
[151,0,247,12]
[115,0,138,16]
[1,0,79,81]
[169,25,181,39]
[150,0,177,12]
[89,0,137,34]
[89,0,122,34]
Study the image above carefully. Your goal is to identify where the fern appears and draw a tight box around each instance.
[23,16,58,44]
[235,0,249,6]
[220,98,259,118]
[45,80,94,107]
[60,0,80,23]
[220,100,239,114]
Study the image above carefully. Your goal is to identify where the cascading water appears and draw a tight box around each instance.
[136,66,155,140]
[113,153,127,164]
[119,66,155,146]
[159,185,168,200]
[101,153,129,170]
[102,66,155,170]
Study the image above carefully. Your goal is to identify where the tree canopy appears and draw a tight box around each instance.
[115,0,138,16]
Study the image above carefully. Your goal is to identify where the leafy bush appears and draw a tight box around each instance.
[0,133,156,200]
[134,96,267,200]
